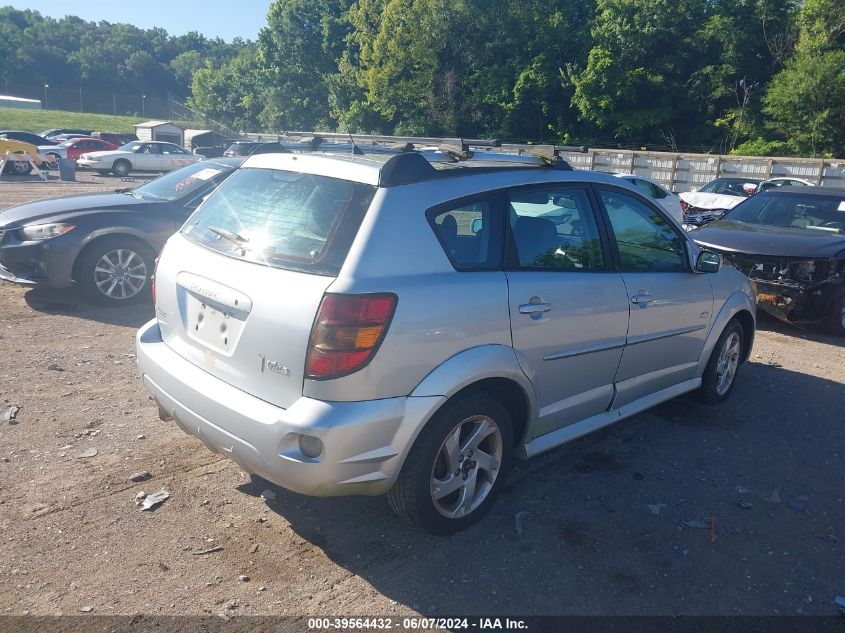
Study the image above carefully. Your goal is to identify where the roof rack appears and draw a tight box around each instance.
[247,131,591,186]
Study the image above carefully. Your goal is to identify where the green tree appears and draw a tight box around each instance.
[189,47,264,131]
[258,0,350,130]
[763,0,845,156]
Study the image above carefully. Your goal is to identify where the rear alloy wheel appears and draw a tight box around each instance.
[387,391,513,535]
[76,238,154,305]
[697,320,744,404]
[112,159,131,177]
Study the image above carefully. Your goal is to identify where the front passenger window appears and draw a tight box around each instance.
[600,190,687,272]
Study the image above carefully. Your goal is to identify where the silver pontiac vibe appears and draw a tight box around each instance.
[136,142,756,535]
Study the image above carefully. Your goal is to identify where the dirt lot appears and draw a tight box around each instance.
[0,176,843,618]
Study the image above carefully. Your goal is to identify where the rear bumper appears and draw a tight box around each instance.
[136,319,444,497]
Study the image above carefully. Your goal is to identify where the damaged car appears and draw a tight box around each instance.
[692,187,845,335]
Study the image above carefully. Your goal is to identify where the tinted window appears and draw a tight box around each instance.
[726,193,845,233]
[600,190,687,272]
[508,187,605,270]
[182,168,375,275]
[428,196,502,270]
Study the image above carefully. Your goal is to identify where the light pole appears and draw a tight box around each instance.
[142,94,146,118]
[43,84,49,109]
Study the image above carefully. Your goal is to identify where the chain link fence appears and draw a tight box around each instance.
[1,82,181,120]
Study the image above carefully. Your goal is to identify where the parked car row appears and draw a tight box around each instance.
[680,176,816,227]
[0,128,140,174]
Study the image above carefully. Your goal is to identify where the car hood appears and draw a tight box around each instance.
[692,220,845,258]
[680,191,745,210]
[0,191,150,228]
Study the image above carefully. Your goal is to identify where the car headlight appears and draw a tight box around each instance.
[18,223,75,240]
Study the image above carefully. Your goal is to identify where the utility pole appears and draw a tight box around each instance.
[79,86,83,112]
[113,90,116,115]
[43,84,49,109]
[142,94,146,118]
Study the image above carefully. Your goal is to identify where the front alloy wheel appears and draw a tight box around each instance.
[388,391,513,535]
[93,248,148,301]
[76,237,154,305]
[697,319,744,404]
[715,330,741,396]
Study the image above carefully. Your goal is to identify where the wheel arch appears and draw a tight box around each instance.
[408,344,538,448]
[696,290,756,375]
[71,230,156,283]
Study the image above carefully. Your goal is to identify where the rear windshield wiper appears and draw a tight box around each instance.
[208,226,249,245]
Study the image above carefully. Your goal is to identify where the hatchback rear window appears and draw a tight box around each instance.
[181,167,375,275]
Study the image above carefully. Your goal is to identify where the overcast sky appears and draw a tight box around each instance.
[5,1,270,40]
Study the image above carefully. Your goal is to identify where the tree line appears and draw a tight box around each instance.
[1,2,841,156]
[192,0,844,157]
[0,7,244,102]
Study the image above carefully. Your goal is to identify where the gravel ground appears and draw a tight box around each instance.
[0,179,843,618]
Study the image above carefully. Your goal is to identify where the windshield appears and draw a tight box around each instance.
[181,167,375,275]
[699,179,759,197]
[133,161,235,201]
[725,193,845,233]
[119,141,142,152]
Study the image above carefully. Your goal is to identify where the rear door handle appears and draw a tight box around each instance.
[519,302,552,314]
[631,294,653,305]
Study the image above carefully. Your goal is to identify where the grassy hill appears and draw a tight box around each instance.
[0,108,145,133]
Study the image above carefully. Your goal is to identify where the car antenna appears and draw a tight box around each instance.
[347,131,364,155]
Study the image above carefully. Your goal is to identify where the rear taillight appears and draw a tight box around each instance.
[305,293,397,380]
[151,255,160,303]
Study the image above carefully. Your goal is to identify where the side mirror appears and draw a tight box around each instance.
[695,250,722,273]
[470,218,483,234]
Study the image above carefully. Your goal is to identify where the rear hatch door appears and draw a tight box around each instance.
[154,165,375,409]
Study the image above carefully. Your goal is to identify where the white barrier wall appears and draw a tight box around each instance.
[559,149,845,191]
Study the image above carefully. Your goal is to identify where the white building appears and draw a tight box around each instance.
[134,120,185,147]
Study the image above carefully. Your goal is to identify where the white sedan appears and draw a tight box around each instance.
[614,173,684,223]
[77,141,201,177]
[755,177,816,193]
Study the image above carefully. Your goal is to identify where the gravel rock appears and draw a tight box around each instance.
[140,490,170,511]
[128,471,152,483]
[4,406,20,425]
[76,447,98,459]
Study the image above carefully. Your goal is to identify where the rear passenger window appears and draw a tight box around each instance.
[428,197,502,270]
[507,187,605,270]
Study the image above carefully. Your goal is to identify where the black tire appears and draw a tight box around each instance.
[7,160,32,176]
[74,236,155,305]
[112,159,131,177]
[387,391,513,536]
[45,153,60,170]
[824,294,845,337]
[697,319,744,405]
